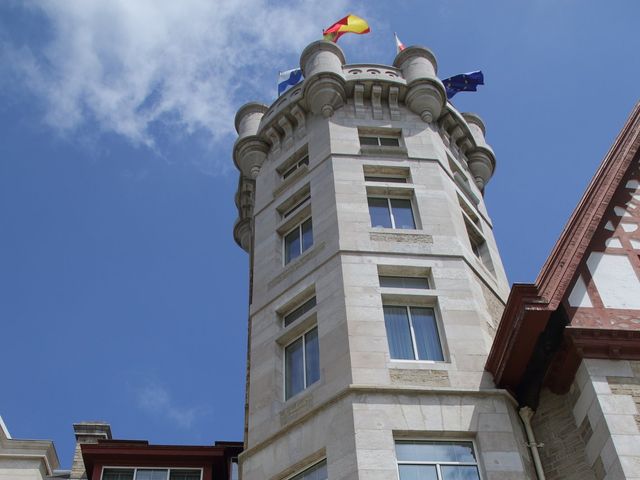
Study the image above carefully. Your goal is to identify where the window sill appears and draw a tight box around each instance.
[276,312,317,346]
[273,164,309,198]
[269,242,325,289]
[360,145,408,157]
[389,359,450,369]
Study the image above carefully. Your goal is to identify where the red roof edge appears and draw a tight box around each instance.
[487,101,640,396]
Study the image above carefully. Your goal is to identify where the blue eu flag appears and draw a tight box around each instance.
[442,71,484,99]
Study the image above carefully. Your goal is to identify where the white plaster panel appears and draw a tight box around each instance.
[605,237,623,248]
[568,275,593,308]
[586,252,640,309]
[614,206,632,217]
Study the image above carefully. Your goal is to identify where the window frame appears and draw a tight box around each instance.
[285,459,328,480]
[282,154,310,180]
[395,439,483,480]
[367,196,417,230]
[283,216,313,265]
[283,295,317,328]
[357,128,407,155]
[283,325,320,400]
[100,467,203,480]
[383,305,445,362]
[379,275,431,290]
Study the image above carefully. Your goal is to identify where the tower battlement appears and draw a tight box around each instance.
[232,39,528,480]
[233,41,496,252]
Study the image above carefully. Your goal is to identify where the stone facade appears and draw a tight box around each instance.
[0,416,59,480]
[233,40,535,480]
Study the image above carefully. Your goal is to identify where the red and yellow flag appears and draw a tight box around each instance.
[323,14,370,42]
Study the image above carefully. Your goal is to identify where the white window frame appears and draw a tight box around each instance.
[383,305,445,362]
[283,325,320,400]
[359,135,401,147]
[100,467,203,480]
[283,295,317,328]
[283,216,313,265]
[285,459,327,480]
[395,439,483,480]
[282,154,310,180]
[368,196,416,230]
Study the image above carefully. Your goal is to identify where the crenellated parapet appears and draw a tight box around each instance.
[232,40,497,250]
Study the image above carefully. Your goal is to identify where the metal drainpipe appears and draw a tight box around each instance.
[519,406,546,480]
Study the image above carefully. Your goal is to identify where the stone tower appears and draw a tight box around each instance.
[232,40,535,480]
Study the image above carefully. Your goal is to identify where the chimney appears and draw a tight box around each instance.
[70,422,111,479]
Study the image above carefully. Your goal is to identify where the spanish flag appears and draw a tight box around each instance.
[323,14,370,42]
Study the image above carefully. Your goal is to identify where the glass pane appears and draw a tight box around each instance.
[441,466,481,480]
[284,296,317,327]
[299,155,309,167]
[301,218,313,252]
[290,460,327,480]
[368,197,392,228]
[285,337,304,399]
[379,276,429,289]
[398,465,437,480]
[396,441,476,463]
[305,328,320,387]
[169,470,201,480]
[410,307,444,361]
[359,136,379,146]
[284,227,301,264]
[390,199,416,229]
[383,306,414,360]
[283,164,297,179]
[103,470,135,480]
[136,470,168,480]
[380,137,400,147]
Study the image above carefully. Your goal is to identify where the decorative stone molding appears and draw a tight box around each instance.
[300,40,346,118]
[278,116,294,150]
[371,84,383,119]
[233,137,269,179]
[233,217,252,253]
[388,86,400,120]
[231,40,501,250]
[354,83,366,118]
[265,127,280,153]
[393,46,446,123]
[289,105,306,138]
[235,102,269,139]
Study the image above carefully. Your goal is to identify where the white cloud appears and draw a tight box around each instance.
[5,0,350,161]
[135,382,202,429]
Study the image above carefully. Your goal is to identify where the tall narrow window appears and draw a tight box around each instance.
[284,218,313,264]
[368,198,415,229]
[384,306,443,361]
[396,441,481,480]
[285,327,320,399]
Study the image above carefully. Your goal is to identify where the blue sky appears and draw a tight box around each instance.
[1,0,639,468]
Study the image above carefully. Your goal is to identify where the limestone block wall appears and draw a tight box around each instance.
[531,389,597,480]
[241,396,358,480]
[351,391,536,480]
[0,459,49,480]
[536,359,640,480]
